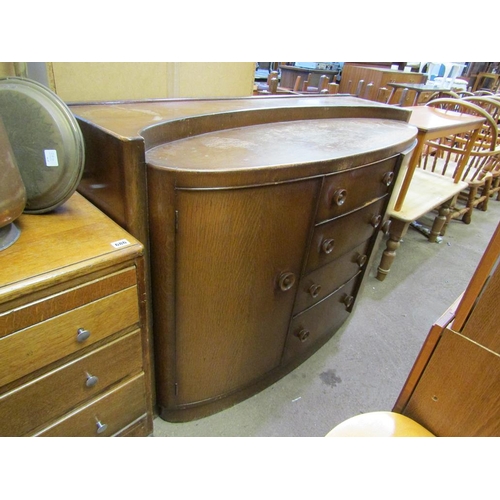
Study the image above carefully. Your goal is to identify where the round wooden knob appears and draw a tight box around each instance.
[331,188,347,207]
[357,254,368,268]
[382,172,395,186]
[321,238,335,254]
[297,329,310,342]
[381,219,392,235]
[309,284,322,298]
[344,295,354,309]
[370,215,382,228]
[278,272,296,291]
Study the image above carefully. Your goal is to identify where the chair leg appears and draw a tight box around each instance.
[440,194,458,236]
[462,186,478,224]
[376,219,409,281]
[479,178,492,211]
[429,200,452,242]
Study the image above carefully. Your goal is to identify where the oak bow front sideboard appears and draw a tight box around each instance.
[71,95,417,421]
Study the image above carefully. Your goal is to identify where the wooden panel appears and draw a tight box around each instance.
[452,223,500,332]
[0,286,139,386]
[307,197,386,273]
[403,328,500,436]
[35,374,147,437]
[174,179,320,405]
[0,331,142,436]
[316,157,397,223]
[458,259,500,355]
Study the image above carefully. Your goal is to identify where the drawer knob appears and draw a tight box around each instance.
[381,219,392,235]
[382,172,394,186]
[370,215,382,228]
[344,295,354,309]
[309,284,322,298]
[321,238,335,254]
[76,328,91,343]
[95,419,108,435]
[297,329,310,342]
[85,373,99,388]
[357,254,368,268]
[331,188,347,207]
[278,272,296,292]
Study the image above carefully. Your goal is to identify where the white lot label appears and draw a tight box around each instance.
[111,239,131,248]
[44,149,59,167]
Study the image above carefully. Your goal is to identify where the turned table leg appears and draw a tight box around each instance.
[376,218,410,281]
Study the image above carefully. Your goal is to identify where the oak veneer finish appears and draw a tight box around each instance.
[70,95,417,421]
[0,193,153,436]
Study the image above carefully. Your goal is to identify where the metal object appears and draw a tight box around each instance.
[76,328,90,343]
[0,77,85,213]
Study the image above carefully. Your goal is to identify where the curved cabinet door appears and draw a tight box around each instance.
[174,179,320,406]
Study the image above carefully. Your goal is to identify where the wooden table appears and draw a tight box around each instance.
[393,105,485,212]
[376,106,485,281]
[386,82,453,106]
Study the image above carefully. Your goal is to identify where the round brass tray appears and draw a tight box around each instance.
[0,77,85,213]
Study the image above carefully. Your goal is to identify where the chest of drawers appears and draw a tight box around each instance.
[0,193,153,436]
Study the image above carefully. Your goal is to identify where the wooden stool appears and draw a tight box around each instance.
[326,411,435,437]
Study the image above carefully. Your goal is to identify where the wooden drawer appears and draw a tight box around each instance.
[0,267,137,337]
[316,157,397,223]
[0,286,139,387]
[283,275,359,365]
[294,242,369,314]
[35,373,147,437]
[306,197,386,274]
[0,330,142,436]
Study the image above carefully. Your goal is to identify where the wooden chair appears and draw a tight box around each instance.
[375,87,391,103]
[255,71,279,92]
[426,90,461,100]
[462,96,500,201]
[326,82,339,94]
[300,74,331,93]
[419,98,499,230]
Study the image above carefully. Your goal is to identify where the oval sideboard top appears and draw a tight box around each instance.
[146,117,417,173]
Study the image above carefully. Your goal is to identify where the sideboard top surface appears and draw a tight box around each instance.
[70,95,412,141]
[146,117,417,172]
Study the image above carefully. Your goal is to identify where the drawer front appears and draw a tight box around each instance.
[0,286,139,387]
[0,330,142,437]
[283,275,359,365]
[307,197,386,273]
[294,241,369,314]
[316,158,397,223]
[35,373,147,437]
[0,267,137,338]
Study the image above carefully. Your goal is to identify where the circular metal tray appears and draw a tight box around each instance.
[0,77,85,213]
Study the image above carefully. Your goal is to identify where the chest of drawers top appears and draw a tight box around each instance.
[0,192,144,308]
